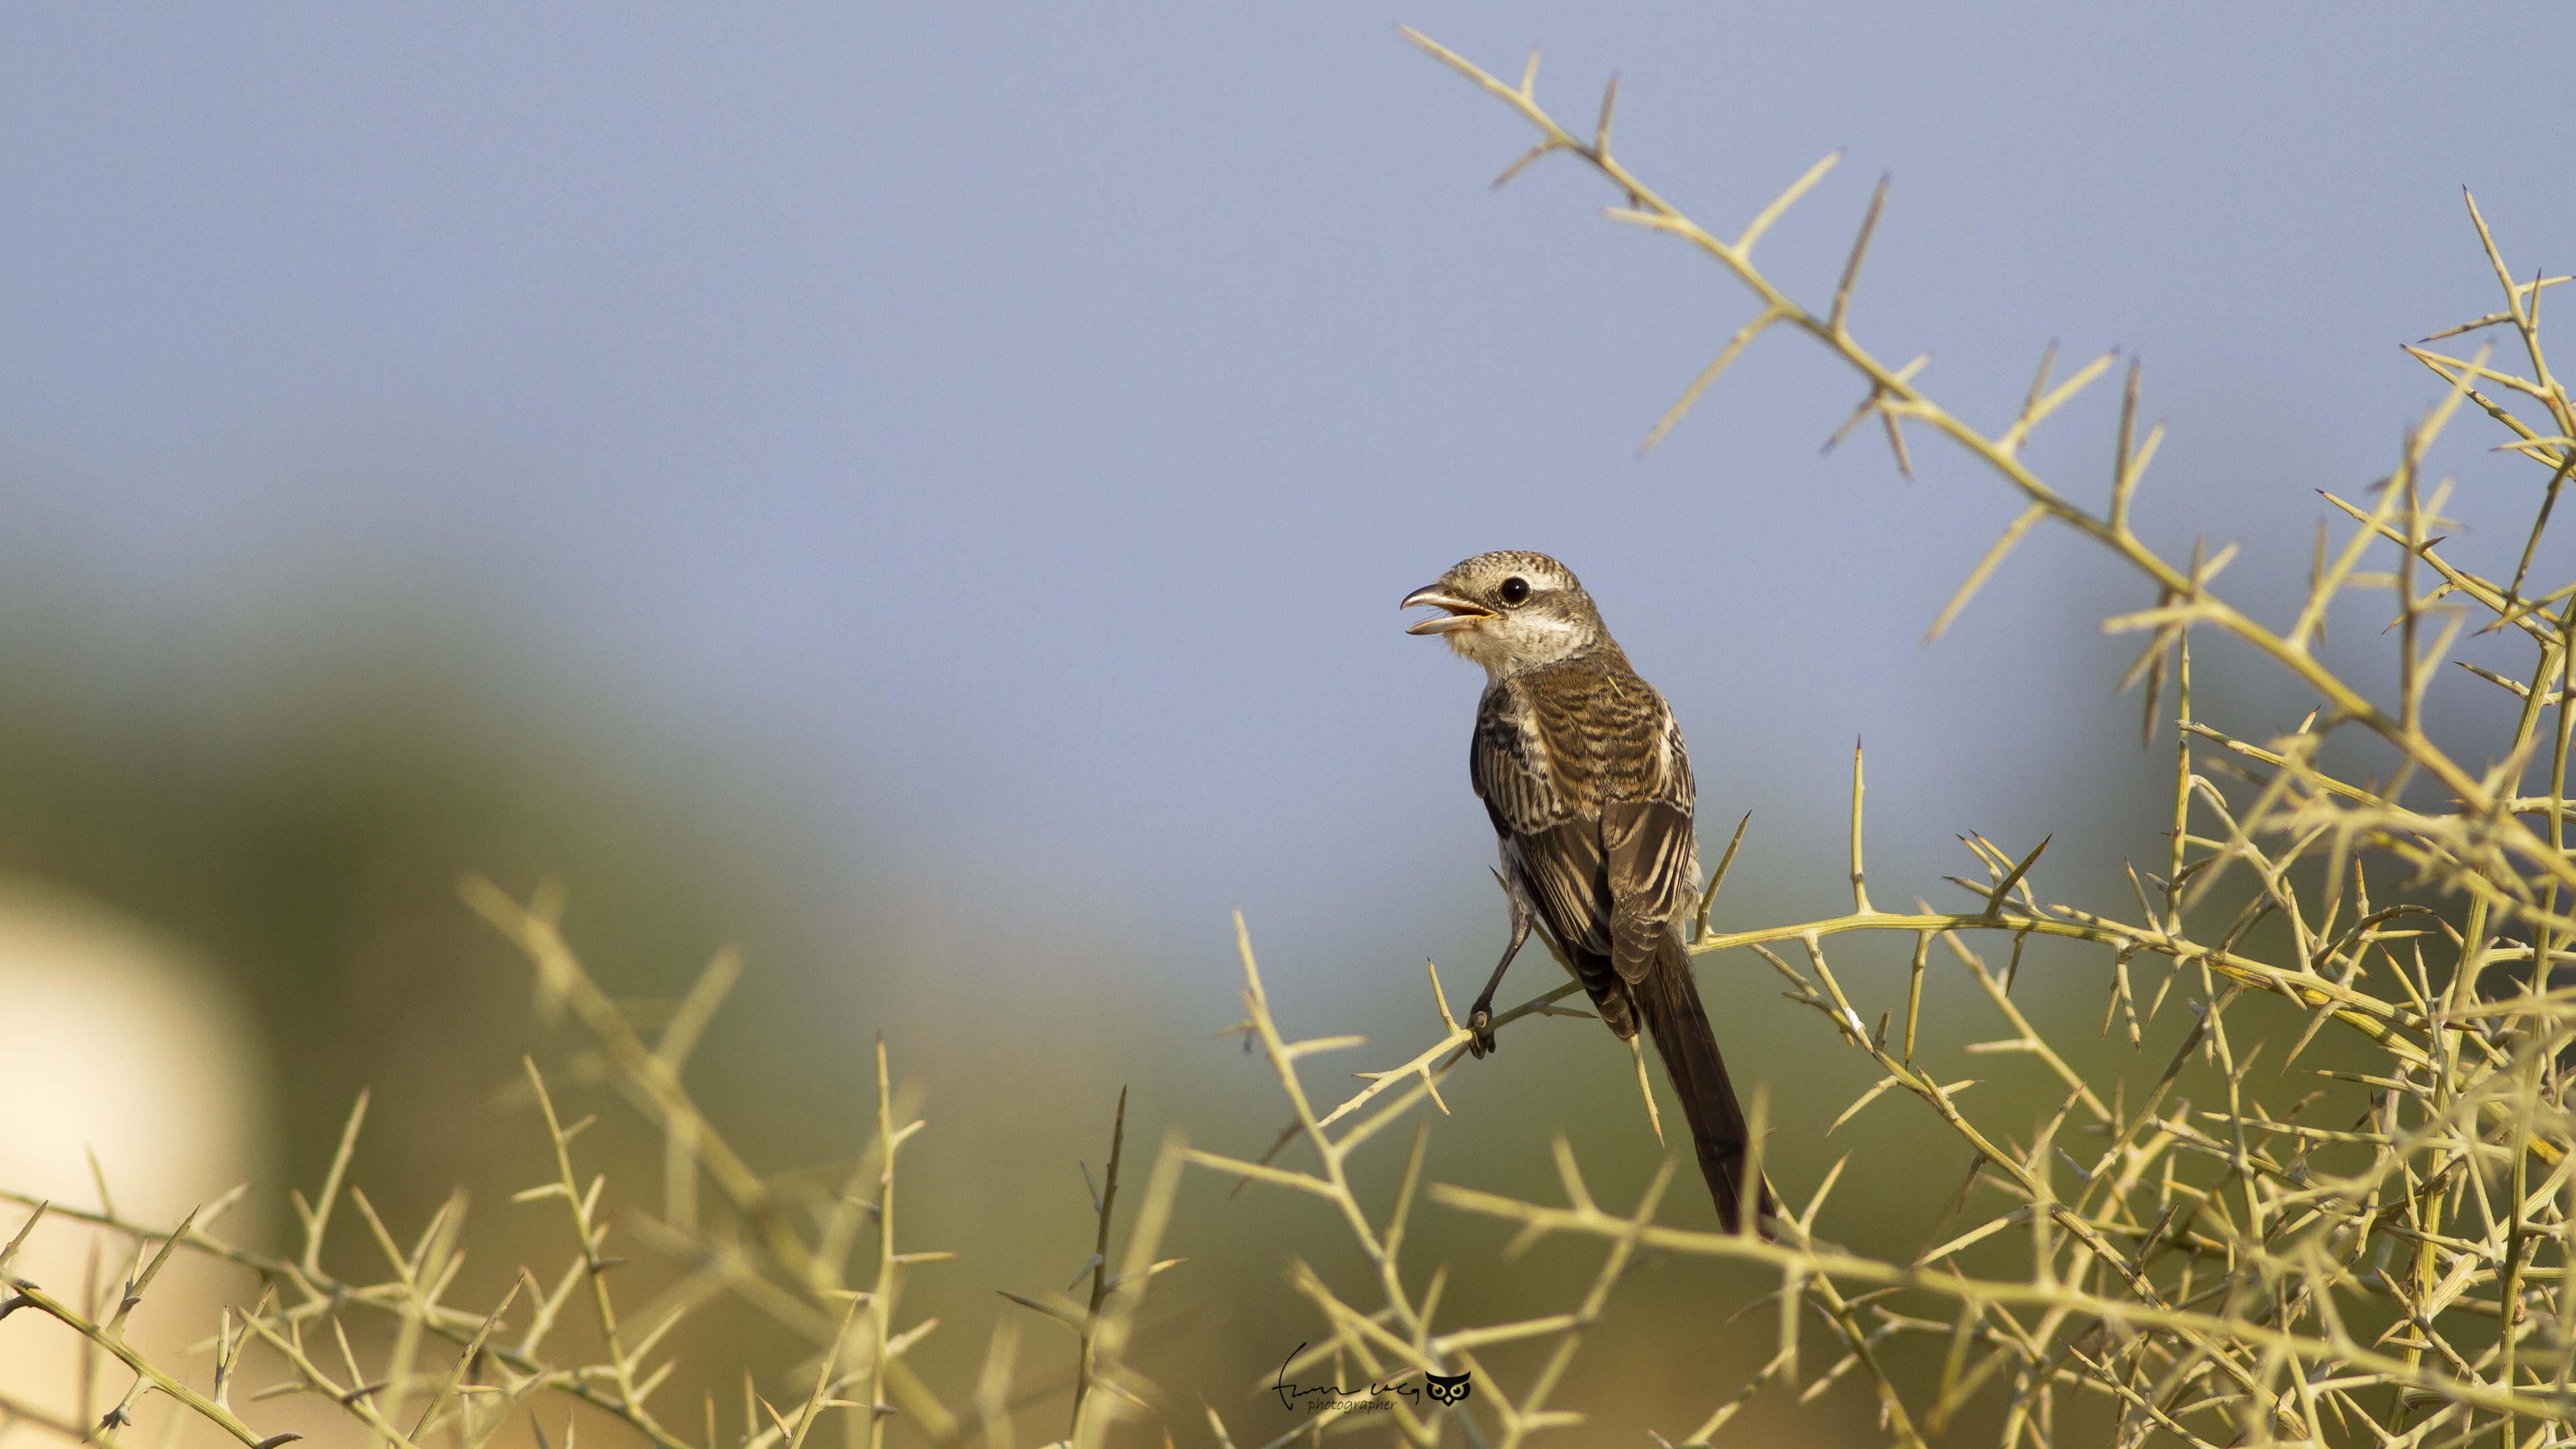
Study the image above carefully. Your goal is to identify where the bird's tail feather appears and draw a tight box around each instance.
[1636,934,1770,1232]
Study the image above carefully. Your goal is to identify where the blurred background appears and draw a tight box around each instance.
[1,4,2571,1445]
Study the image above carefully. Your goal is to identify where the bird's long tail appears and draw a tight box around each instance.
[1635,934,1770,1232]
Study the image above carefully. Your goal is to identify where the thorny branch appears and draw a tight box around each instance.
[1201,30,2576,1448]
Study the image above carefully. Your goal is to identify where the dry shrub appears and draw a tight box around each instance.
[7,30,2574,1449]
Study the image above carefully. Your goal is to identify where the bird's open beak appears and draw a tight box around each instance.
[1401,586,1492,635]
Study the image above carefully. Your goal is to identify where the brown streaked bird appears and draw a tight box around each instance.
[1403,550,1769,1230]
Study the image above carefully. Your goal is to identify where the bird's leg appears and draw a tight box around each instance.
[1466,885,1536,1059]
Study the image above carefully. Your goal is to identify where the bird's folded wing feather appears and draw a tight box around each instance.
[1604,798,1695,982]
[1507,823,1610,957]
[1605,713,1698,983]
[1472,696,1612,957]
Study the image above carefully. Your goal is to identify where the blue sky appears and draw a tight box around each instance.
[4,4,2569,1019]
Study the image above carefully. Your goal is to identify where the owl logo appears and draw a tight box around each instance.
[1424,1371,1472,1406]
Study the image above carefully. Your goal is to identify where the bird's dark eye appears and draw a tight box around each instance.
[1498,576,1531,606]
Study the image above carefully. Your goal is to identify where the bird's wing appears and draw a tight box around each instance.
[1603,711,1699,983]
[1472,690,1613,956]
[1505,824,1611,957]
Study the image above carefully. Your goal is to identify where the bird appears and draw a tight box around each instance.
[1402,550,1769,1231]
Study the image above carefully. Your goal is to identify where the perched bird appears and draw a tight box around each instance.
[1403,551,1768,1230]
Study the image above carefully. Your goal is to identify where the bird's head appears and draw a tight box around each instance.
[1401,551,1607,679]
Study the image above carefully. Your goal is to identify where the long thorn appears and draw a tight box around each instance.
[1829,174,1892,336]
